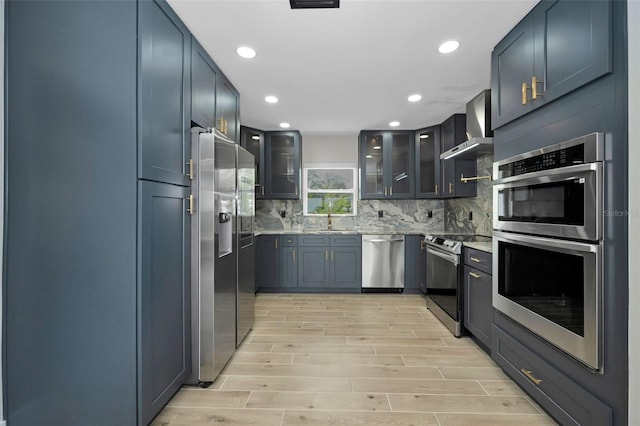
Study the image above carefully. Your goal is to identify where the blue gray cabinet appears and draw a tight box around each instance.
[5,1,192,424]
[415,126,441,198]
[280,247,299,288]
[360,131,415,199]
[265,131,302,199]
[440,114,477,198]
[191,37,217,129]
[139,0,191,187]
[257,235,280,289]
[330,246,362,289]
[404,235,425,293]
[491,0,612,129]
[138,181,191,426]
[241,126,266,199]
[463,248,492,351]
[216,73,240,142]
[298,247,332,287]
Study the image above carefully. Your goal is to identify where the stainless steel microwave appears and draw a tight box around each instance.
[493,132,604,242]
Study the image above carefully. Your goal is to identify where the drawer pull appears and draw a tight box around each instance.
[521,368,542,386]
[470,257,482,263]
[469,272,481,279]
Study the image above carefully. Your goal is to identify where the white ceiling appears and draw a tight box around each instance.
[168,0,537,137]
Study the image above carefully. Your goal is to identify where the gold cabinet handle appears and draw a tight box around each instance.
[532,76,543,100]
[522,82,528,105]
[390,186,393,196]
[186,194,194,215]
[384,187,387,196]
[331,250,334,261]
[449,182,453,194]
[217,117,228,135]
[325,250,329,261]
[470,257,482,263]
[293,250,296,261]
[520,368,542,386]
[295,186,298,196]
[261,186,265,196]
[435,184,438,195]
[469,272,481,279]
[275,239,278,249]
[187,158,194,180]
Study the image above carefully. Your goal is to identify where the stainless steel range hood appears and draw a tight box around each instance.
[441,90,493,160]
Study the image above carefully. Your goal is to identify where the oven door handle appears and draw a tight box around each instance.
[493,162,599,186]
[426,247,459,265]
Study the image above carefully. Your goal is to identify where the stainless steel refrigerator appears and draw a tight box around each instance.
[236,145,256,346]
[189,127,254,386]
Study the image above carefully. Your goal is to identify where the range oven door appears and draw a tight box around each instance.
[493,231,602,370]
[426,246,461,335]
[493,162,602,241]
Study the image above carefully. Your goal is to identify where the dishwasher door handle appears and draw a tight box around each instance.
[366,239,404,243]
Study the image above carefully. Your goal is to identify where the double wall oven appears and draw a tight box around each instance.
[492,132,604,370]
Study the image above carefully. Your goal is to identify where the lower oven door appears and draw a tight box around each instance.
[493,231,602,370]
[426,246,461,334]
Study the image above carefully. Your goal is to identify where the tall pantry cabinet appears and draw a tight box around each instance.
[5,1,191,425]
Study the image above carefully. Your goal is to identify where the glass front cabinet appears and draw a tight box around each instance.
[359,130,415,199]
[265,131,302,199]
[415,125,441,198]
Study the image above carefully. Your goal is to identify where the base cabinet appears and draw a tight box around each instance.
[492,325,612,426]
[463,248,492,350]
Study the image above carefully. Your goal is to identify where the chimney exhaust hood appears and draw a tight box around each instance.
[441,90,493,160]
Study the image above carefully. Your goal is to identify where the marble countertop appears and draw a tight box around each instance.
[464,241,493,253]
[255,229,427,236]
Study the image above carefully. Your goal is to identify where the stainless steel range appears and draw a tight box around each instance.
[425,234,491,336]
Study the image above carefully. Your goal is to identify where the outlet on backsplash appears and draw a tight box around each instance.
[468,211,473,221]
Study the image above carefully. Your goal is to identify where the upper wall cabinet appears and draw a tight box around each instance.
[415,125,441,198]
[216,73,240,142]
[359,131,415,199]
[139,0,191,187]
[191,38,217,129]
[491,0,612,129]
[240,126,266,199]
[265,131,302,199]
[440,115,476,198]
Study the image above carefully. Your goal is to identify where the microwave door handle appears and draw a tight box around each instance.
[493,162,599,186]
[426,248,459,265]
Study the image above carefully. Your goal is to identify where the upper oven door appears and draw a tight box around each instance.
[493,162,602,241]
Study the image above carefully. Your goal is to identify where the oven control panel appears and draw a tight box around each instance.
[498,144,585,178]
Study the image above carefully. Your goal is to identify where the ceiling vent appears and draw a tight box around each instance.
[289,0,340,9]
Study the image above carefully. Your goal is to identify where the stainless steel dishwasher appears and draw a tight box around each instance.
[361,235,405,292]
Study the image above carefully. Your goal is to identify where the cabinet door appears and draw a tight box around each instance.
[440,115,475,198]
[280,247,299,288]
[241,126,265,199]
[360,132,386,199]
[491,14,535,130]
[139,181,191,425]
[258,236,280,289]
[191,37,217,129]
[534,0,612,105]
[330,247,361,289]
[265,131,301,199]
[387,132,415,199]
[216,73,240,142]
[139,0,191,186]
[464,265,492,349]
[298,247,331,288]
[415,126,441,198]
[403,236,421,290]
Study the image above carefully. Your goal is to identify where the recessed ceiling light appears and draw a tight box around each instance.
[438,40,460,54]
[280,122,291,128]
[420,134,430,139]
[265,95,278,104]
[251,135,260,140]
[408,94,422,102]
[389,121,400,127]
[236,46,256,59]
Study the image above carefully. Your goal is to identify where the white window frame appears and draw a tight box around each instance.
[303,163,358,216]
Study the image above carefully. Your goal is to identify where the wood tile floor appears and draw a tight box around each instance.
[153,293,557,425]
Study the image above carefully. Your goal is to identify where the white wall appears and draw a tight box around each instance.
[629,1,639,424]
[301,133,358,165]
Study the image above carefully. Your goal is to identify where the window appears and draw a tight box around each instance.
[303,164,357,216]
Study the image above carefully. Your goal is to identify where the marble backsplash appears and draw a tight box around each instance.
[256,198,445,234]
[256,154,493,236]
[444,154,494,236]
